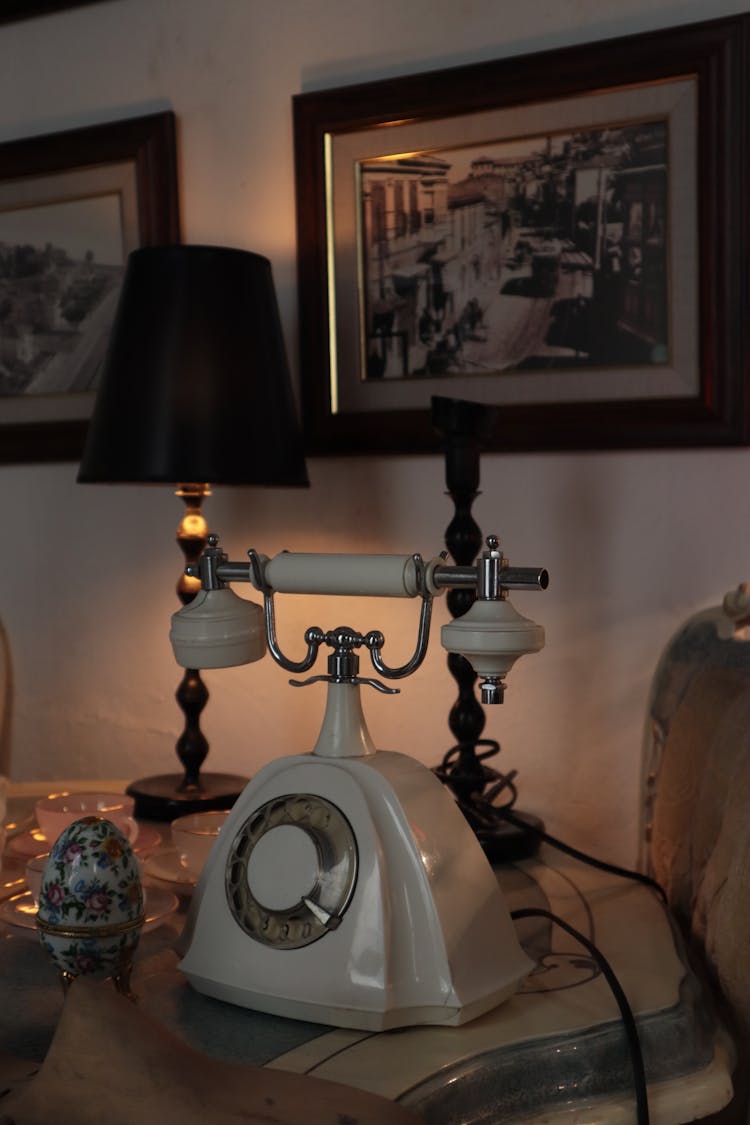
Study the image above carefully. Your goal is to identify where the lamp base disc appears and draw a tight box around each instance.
[474,810,545,864]
[126,772,249,822]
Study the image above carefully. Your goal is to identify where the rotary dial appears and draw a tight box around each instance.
[225,794,358,949]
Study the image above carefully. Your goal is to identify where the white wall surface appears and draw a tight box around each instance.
[0,0,748,866]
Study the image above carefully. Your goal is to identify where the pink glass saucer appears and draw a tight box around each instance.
[0,884,178,937]
[8,822,162,860]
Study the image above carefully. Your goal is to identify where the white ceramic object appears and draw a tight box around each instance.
[259,552,428,597]
[36,816,144,992]
[179,682,532,1031]
[441,597,545,681]
[35,792,139,847]
[170,587,265,669]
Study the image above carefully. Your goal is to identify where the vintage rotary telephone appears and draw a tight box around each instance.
[170,533,547,1030]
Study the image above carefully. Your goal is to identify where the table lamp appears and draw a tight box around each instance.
[78,244,309,820]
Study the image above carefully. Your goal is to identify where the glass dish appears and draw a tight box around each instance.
[0,884,179,937]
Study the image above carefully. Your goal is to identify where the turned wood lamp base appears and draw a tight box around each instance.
[130,484,248,822]
[127,771,248,821]
[432,396,542,863]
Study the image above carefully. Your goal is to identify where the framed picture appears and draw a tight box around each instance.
[0,110,180,463]
[0,1,110,22]
[293,15,749,454]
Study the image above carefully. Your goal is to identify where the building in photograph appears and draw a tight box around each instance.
[360,119,669,379]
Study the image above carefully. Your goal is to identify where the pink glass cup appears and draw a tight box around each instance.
[35,792,139,848]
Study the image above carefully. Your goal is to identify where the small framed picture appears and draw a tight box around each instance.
[0,111,180,463]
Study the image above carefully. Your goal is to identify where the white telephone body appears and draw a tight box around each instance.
[171,537,547,1030]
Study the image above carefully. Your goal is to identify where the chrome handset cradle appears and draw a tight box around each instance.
[176,533,548,705]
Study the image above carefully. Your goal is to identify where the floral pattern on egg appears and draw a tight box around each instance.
[37,815,144,988]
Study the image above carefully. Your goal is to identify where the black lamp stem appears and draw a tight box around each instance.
[175,484,210,789]
[175,668,209,790]
[443,435,488,801]
[433,396,542,862]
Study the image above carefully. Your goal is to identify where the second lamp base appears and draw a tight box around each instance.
[473,809,545,864]
[127,772,249,821]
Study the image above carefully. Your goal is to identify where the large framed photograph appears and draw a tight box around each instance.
[0,111,180,463]
[293,15,749,454]
[0,1,109,21]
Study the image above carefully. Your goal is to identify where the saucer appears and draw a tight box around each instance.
[2,811,34,838]
[143,848,196,894]
[0,885,179,937]
[7,828,49,859]
[8,823,162,860]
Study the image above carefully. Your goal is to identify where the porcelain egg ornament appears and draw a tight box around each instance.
[36,816,145,996]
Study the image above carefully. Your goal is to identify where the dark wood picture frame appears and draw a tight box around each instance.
[0,110,180,463]
[0,1,110,22]
[293,15,749,455]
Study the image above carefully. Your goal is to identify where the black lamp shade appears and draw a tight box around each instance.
[78,245,309,486]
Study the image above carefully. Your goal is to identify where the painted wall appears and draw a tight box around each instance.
[0,0,748,866]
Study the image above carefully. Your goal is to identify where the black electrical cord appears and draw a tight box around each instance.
[497,805,666,903]
[434,739,667,902]
[511,907,650,1125]
[434,738,663,1124]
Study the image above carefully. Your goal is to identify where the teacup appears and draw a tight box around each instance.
[0,774,7,867]
[171,810,229,880]
[24,853,49,906]
[35,792,139,847]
